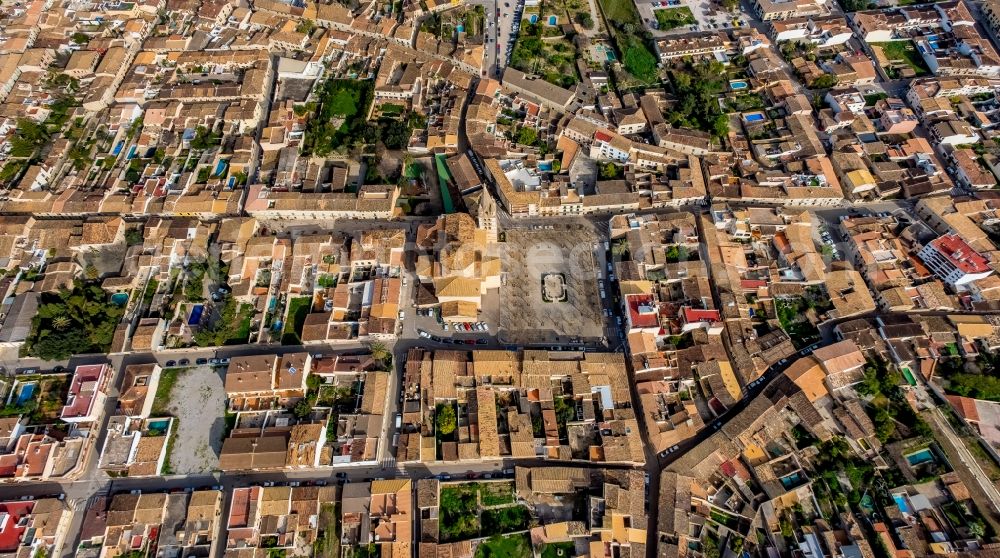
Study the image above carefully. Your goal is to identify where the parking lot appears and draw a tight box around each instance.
[497,223,607,347]
[635,0,743,34]
[475,0,522,77]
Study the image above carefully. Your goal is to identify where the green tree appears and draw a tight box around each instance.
[840,0,870,11]
[600,162,623,179]
[948,374,1000,400]
[25,281,125,360]
[437,404,457,436]
[296,18,316,34]
[969,519,986,539]
[576,12,594,29]
[874,408,895,442]
[292,398,312,419]
[811,74,838,89]
[621,35,659,82]
[125,228,144,246]
[515,127,539,146]
[780,519,794,539]
[369,342,391,369]
[712,114,729,139]
[857,368,881,397]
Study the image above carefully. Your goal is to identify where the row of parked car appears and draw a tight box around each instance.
[444,321,489,332]
[418,329,490,345]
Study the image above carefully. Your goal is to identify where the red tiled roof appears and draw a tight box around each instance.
[683,307,721,324]
[627,294,659,328]
[930,234,990,274]
[0,501,34,551]
[594,130,613,142]
[61,364,109,420]
[947,395,980,422]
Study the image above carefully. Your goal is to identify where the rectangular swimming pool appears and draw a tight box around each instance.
[893,493,912,514]
[188,304,204,326]
[779,472,804,489]
[744,112,765,123]
[906,448,935,466]
[14,383,36,406]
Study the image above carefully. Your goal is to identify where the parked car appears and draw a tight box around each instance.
[178,358,190,366]
[165,360,177,367]
[196,358,208,365]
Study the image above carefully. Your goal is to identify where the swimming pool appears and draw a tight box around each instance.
[548,15,557,25]
[529,14,538,23]
[14,383,36,406]
[110,292,129,306]
[730,80,749,91]
[214,159,228,176]
[906,448,935,466]
[538,161,553,172]
[779,472,804,489]
[112,141,124,156]
[126,145,137,160]
[893,493,912,514]
[147,419,170,435]
[188,304,204,326]
[743,112,765,123]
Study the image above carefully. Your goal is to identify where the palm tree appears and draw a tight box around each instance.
[52,316,71,330]
[369,342,391,370]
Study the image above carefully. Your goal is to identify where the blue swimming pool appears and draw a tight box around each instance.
[730,80,749,90]
[126,145,137,160]
[110,292,129,306]
[112,141,124,156]
[779,472,804,489]
[548,15,557,25]
[188,304,204,326]
[214,159,228,176]
[538,161,553,171]
[147,419,170,434]
[906,448,935,466]
[893,493,912,514]
[743,112,765,123]
[456,24,465,33]
[529,14,538,23]
[14,383,36,406]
